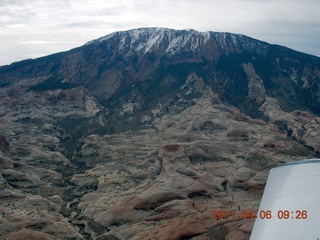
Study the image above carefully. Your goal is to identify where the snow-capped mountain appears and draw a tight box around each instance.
[1,28,319,115]
[86,27,268,56]
[0,28,320,240]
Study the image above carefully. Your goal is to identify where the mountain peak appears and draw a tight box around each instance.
[85,27,209,55]
[1,27,320,240]
[84,27,270,58]
[1,27,319,116]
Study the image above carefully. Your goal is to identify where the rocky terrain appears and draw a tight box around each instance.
[0,28,320,239]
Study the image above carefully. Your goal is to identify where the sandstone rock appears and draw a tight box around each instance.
[0,152,13,169]
[94,196,151,226]
[0,135,10,153]
[131,217,207,240]
[1,208,83,240]
[225,230,250,240]
[1,28,320,240]
[70,174,98,188]
[238,220,255,233]
[6,229,57,240]
[2,169,43,188]
[0,174,7,189]
[0,188,25,199]
[225,219,255,240]
[244,171,268,191]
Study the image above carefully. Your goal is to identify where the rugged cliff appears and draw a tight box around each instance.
[0,28,320,239]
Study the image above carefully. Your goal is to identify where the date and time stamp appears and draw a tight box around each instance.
[212,209,308,220]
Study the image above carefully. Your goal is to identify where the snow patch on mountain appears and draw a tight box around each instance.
[86,28,212,56]
[85,27,270,57]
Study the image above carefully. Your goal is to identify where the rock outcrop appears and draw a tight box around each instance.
[0,28,319,239]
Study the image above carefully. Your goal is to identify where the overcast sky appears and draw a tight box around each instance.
[0,0,319,66]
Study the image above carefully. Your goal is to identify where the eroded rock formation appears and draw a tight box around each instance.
[0,28,320,239]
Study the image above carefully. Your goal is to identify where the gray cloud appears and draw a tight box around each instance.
[0,0,319,65]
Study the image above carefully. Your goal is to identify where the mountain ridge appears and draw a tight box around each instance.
[84,27,270,56]
[1,28,320,127]
[2,27,319,69]
[1,27,320,239]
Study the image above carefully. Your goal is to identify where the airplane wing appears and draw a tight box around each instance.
[250,159,320,240]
